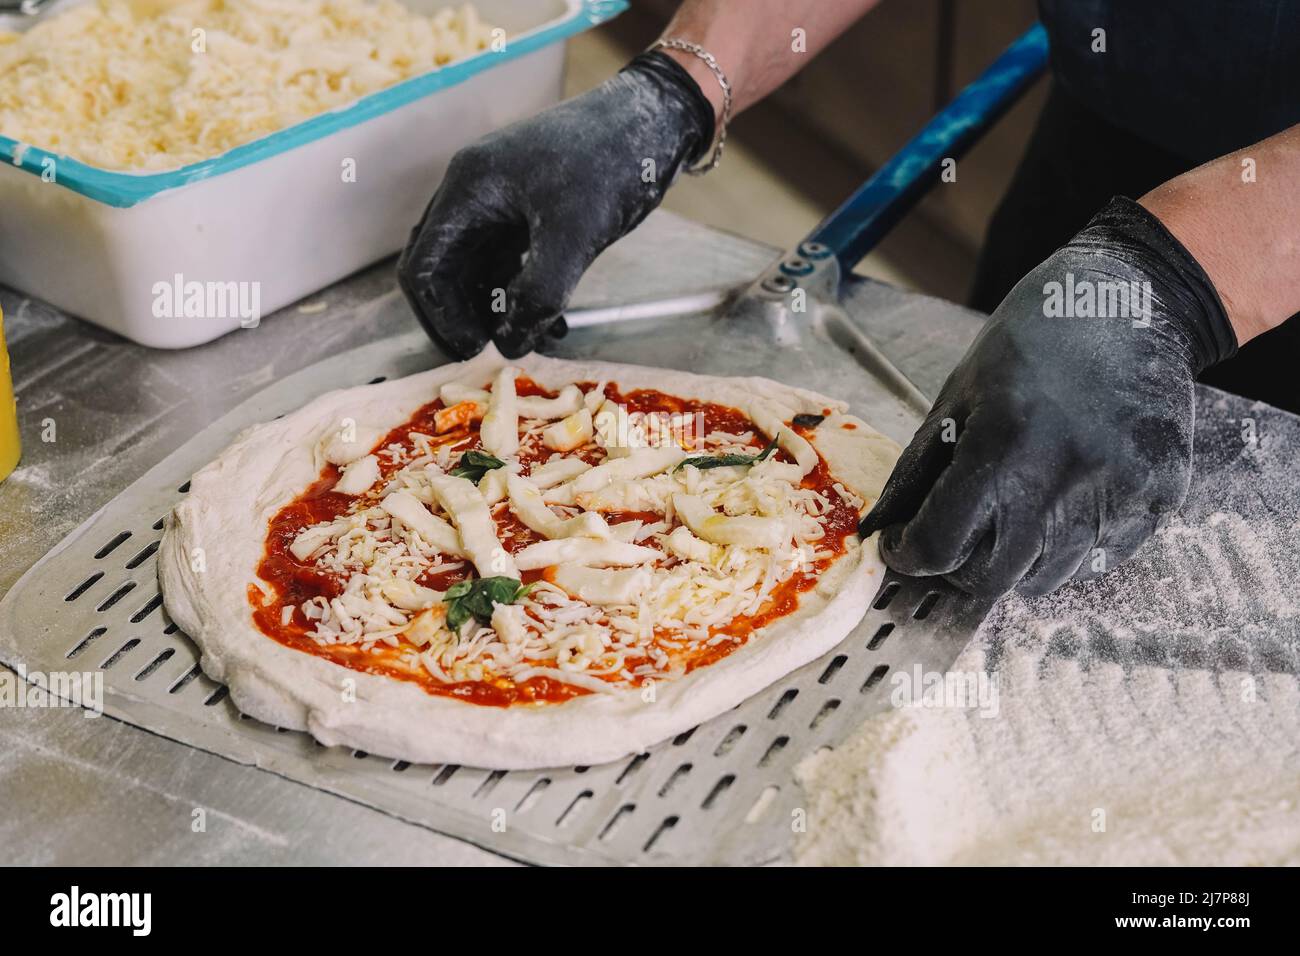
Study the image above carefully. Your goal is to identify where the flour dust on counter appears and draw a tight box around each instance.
[796,389,1300,866]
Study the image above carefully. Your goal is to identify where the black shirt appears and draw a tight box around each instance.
[1040,0,1300,163]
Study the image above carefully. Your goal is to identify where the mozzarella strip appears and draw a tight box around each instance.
[551,565,652,607]
[478,466,510,506]
[517,385,584,420]
[514,538,660,571]
[540,483,576,506]
[434,401,483,434]
[569,446,685,495]
[752,402,818,476]
[608,520,643,543]
[334,454,380,495]
[664,525,720,564]
[507,475,610,541]
[426,474,516,577]
[320,425,384,466]
[379,490,464,556]
[542,408,594,452]
[380,578,443,612]
[583,383,607,414]
[576,478,667,514]
[528,457,591,489]
[673,493,788,551]
[440,383,489,407]
[592,398,632,458]
[478,367,519,458]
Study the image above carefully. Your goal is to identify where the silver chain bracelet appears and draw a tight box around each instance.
[652,38,733,175]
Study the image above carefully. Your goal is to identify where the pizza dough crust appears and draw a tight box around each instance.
[159,346,899,769]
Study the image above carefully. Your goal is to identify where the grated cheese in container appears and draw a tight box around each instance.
[0,0,626,347]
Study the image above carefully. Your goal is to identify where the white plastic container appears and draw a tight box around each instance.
[0,0,625,348]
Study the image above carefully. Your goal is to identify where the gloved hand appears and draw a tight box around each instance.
[397,51,715,359]
[859,197,1237,598]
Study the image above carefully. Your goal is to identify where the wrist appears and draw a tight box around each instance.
[650,39,732,174]
[1076,197,1238,373]
[659,47,727,124]
[1139,186,1270,344]
[621,51,716,167]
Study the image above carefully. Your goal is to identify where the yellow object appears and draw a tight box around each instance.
[0,305,19,483]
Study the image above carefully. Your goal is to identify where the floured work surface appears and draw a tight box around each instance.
[0,313,987,865]
[797,387,1300,865]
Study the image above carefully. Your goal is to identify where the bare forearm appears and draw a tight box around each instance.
[1140,124,1300,344]
[657,0,881,119]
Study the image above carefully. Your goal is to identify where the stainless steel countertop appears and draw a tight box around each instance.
[0,210,986,864]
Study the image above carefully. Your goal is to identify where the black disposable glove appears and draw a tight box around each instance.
[397,51,714,359]
[859,197,1237,598]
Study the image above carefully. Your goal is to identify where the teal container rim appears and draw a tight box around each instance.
[0,0,627,208]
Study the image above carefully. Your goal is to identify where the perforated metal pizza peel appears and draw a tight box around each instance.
[0,251,991,865]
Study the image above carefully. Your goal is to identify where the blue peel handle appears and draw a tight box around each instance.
[807,24,1049,271]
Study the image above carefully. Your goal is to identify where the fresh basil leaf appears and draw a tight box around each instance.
[445,601,471,633]
[461,594,491,626]
[485,577,522,599]
[442,576,532,633]
[792,413,824,429]
[676,436,779,472]
[677,453,752,471]
[449,449,505,484]
[444,580,472,600]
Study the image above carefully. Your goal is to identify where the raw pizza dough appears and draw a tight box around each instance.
[159,346,900,769]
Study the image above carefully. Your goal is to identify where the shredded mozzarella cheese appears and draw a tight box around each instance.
[0,0,497,171]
